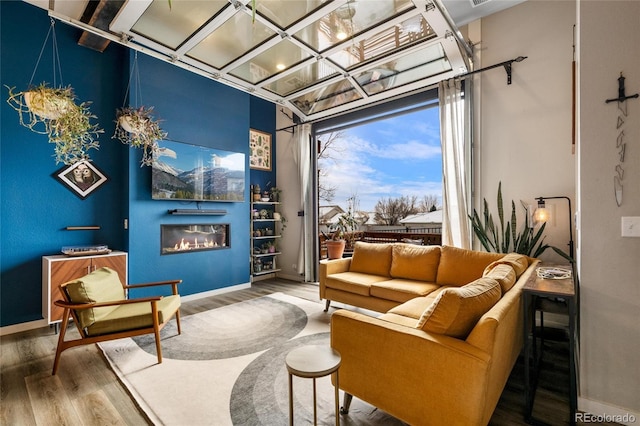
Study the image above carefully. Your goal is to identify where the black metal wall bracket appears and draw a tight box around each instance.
[605,73,639,103]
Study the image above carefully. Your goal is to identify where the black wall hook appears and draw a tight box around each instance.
[605,73,639,103]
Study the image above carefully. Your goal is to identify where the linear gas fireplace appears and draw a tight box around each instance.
[161,224,229,255]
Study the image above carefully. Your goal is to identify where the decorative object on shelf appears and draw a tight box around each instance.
[113,52,167,166]
[249,129,271,170]
[61,244,110,256]
[53,159,108,199]
[252,184,261,201]
[259,209,269,219]
[5,20,102,165]
[270,186,281,202]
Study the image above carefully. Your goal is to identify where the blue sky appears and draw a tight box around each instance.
[318,105,442,212]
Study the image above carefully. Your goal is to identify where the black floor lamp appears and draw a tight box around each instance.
[534,196,574,261]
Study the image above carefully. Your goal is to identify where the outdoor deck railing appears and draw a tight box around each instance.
[319,230,442,259]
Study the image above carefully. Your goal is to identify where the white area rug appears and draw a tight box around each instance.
[98,293,402,426]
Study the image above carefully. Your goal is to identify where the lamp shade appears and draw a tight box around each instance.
[534,207,550,223]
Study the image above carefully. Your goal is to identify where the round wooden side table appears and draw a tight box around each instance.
[285,345,341,426]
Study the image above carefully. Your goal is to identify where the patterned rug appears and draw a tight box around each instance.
[98,293,403,426]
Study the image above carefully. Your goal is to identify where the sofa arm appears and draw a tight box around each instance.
[320,258,352,275]
[331,310,492,426]
[319,258,352,298]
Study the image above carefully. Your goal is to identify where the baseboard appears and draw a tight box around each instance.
[578,397,639,425]
[180,282,251,303]
[275,272,306,282]
[0,319,49,336]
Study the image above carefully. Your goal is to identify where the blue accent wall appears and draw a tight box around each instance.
[0,2,276,326]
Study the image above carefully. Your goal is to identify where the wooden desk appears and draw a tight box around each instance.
[522,265,578,425]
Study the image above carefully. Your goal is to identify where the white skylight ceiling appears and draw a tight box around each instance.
[41,0,473,121]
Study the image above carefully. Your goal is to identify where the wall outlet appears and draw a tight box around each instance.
[292,264,297,270]
[621,216,640,237]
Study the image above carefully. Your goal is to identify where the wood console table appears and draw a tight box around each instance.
[522,264,578,425]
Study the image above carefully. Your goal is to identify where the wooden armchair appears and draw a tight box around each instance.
[52,266,182,375]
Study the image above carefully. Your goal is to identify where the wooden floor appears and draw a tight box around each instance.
[1,278,614,426]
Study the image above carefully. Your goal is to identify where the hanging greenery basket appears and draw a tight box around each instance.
[6,83,103,165]
[114,106,167,166]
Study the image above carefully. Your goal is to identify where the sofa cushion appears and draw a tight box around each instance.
[483,253,530,278]
[324,272,389,296]
[387,290,445,319]
[370,279,441,303]
[483,264,517,294]
[415,277,501,339]
[349,242,393,277]
[86,294,180,336]
[64,267,125,329]
[436,246,504,287]
[390,244,441,282]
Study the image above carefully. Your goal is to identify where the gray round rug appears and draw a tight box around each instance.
[230,332,331,425]
[132,297,308,360]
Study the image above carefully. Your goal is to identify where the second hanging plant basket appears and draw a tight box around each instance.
[114,106,167,166]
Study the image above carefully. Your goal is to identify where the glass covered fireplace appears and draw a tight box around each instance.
[161,224,229,255]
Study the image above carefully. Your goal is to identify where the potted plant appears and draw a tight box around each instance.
[324,210,359,259]
[114,106,167,166]
[469,182,572,260]
[6,83,103,165]
[270,186,281,202]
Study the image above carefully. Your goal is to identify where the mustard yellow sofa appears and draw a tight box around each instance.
[321,242,538,425]
[320,242,506,313]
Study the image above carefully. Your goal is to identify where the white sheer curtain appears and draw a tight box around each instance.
[439,79,471,249]
[291,123,314,281]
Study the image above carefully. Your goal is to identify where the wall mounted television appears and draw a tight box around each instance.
[152,140,245,202]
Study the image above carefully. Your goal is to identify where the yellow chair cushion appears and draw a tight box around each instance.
[483,263,517,294]
[349,242,393,277]
[390,244,441,282]
[483,253,530,278]
[64,267,126,329]
[436,246,504,287]
[86,295,181,336]
[416,277,501,339]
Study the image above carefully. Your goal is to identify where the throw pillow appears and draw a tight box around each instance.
[415,277,501,339]
[349,242,393,277]
[483,263,517,294]
[390,244,441,282]
[436,245,504,286]
[483,253,530,278]
[64,267,125,328]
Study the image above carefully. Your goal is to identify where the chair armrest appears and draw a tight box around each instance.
[54,300,95,309]
[124,279,182,295]
[54,296,163,310]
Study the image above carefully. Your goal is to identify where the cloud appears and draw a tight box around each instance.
[157,147,177,159]
[218,153,244,171]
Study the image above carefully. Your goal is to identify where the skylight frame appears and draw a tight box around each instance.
[108,0,470,121]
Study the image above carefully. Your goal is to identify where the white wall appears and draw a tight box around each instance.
[473,0,576,263]
[577,0,640,419]
[475,0,639,419]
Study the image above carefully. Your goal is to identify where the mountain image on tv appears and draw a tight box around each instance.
[151,140,245,202]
